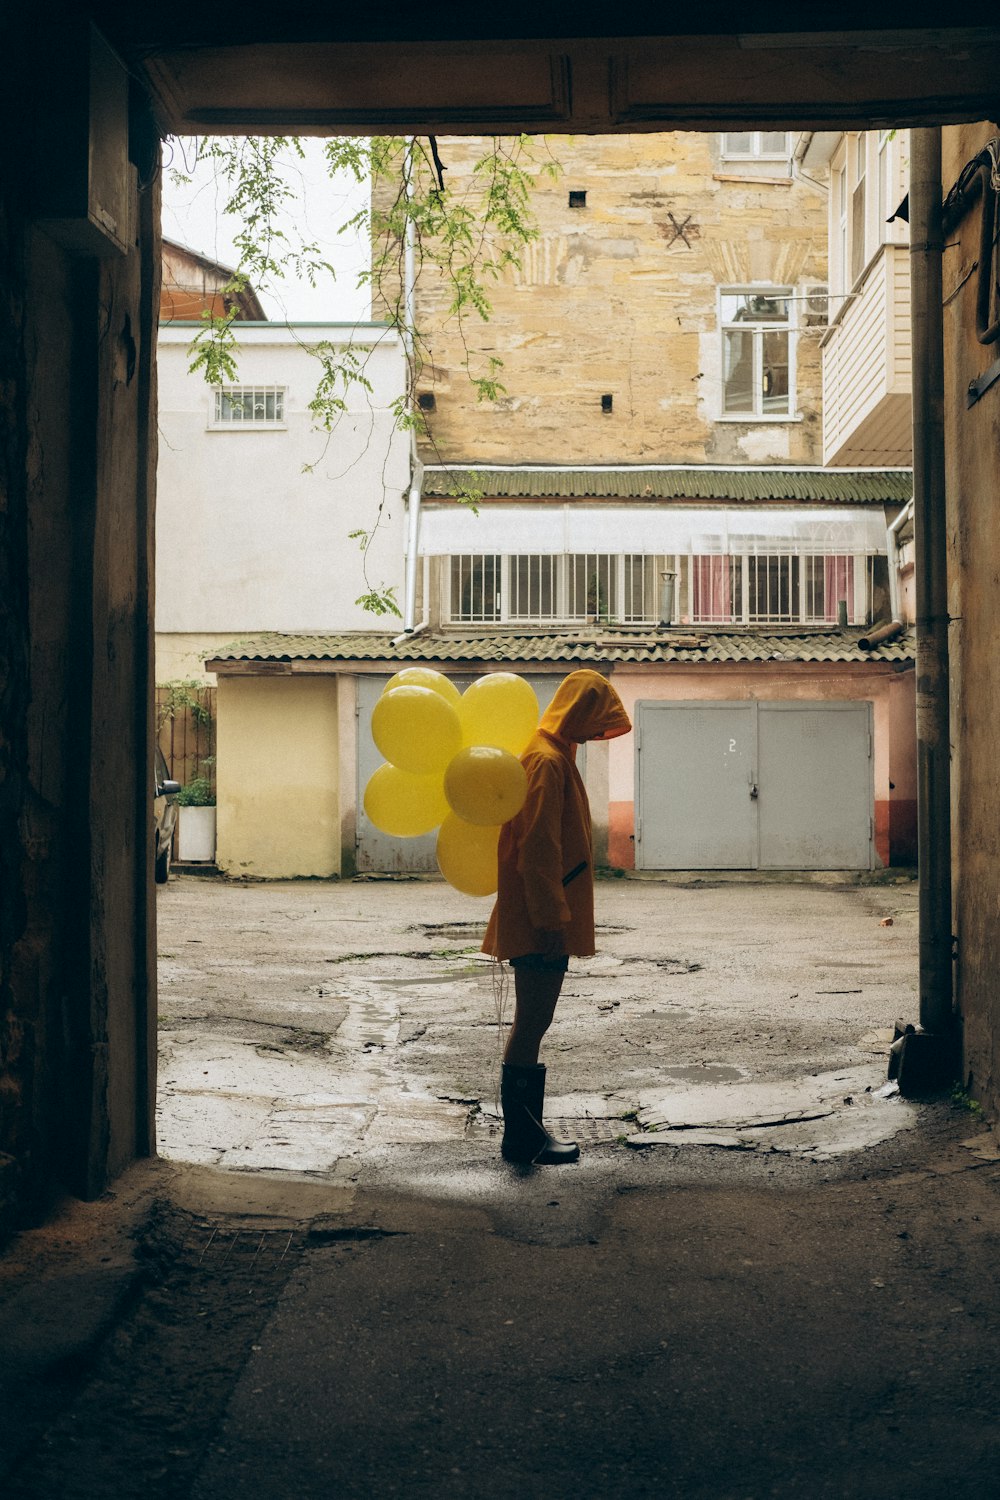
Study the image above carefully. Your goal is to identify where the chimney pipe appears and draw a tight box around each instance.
[658,569,676,626]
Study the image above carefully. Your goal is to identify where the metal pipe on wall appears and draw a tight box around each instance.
[909,127,954,1039]
[886,498,914,625]
[401,137,424,633]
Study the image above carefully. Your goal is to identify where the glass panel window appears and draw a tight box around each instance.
[450,554,500,622]
[722,131,753,155]
[720,289,793,418]
[721,131,790,159]
[761,329,790,412]
[213,385,285,426]
[834,162,849,298]
[723,329,754,413]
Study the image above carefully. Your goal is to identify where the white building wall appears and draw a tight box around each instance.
[156,323,409,674]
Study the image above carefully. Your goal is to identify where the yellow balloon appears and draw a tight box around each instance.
[436,814,500,897]
[371,685,462,775]
[364,763,450,837]
[459,673,539,755]
[384,666,461,709]
[444,746,528,827]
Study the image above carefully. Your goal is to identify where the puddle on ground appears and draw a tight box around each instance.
[414,923,484,940]
[660,1064,746,1083]
[372,964,485,987]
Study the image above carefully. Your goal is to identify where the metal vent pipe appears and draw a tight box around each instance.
[658,569,676,626]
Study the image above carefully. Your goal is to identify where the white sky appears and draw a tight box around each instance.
[160,137,371,324]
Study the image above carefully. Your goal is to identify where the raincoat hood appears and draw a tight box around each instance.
[538,670,632,744]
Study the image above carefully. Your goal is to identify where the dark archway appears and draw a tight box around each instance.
[2,5,998,1230]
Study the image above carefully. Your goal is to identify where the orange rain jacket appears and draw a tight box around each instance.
[482,670,632,960]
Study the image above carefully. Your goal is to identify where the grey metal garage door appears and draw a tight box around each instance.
[357,674,576,873]
[636,700,873,871]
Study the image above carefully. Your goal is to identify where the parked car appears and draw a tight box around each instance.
[154,745,181,883]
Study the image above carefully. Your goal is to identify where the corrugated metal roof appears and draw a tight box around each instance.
[422,466,913,503]
[207,628,914,668]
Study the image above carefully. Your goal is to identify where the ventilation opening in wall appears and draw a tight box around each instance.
[418,392,436,411]
[569,190,587,208]
[804,286,829,326]
[601,394,613,413]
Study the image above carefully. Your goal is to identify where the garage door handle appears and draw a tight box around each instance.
[749,783,758,800]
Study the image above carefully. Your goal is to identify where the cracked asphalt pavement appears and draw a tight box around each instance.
[156,874,925,1179]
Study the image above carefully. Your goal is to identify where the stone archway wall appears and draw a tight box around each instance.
[3,7,1000,1232]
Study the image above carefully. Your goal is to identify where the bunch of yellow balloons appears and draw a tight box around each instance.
[363,667,540,896]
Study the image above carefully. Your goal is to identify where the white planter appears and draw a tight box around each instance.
[177,805,217,863]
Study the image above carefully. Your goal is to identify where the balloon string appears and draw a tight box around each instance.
[490,955,509,1118]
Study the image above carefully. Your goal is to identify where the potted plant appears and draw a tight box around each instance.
[175,774,217,863]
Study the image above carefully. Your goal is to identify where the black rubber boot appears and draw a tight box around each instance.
[500,1063,580,1165]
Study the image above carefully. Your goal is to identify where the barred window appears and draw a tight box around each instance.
[689,554,874,626]
[212,386,286,426]
[622,555,659,623]
[509,555,559,620]
[447,553,665,626]
[568,554,618,622]
[450,554,501,623]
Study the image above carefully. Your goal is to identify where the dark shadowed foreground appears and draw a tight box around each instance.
[2,877,998,1498]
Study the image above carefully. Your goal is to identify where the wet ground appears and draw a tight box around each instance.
[156,874,925,1177]
[5,873,1000,1499]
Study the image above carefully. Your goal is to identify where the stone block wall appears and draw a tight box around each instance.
[376,134,828,466]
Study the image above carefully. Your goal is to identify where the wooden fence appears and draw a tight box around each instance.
[155,683,216,798]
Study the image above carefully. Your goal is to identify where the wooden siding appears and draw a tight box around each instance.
[822,246,912,467]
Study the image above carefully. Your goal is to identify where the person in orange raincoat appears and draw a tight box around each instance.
[483,669,632,1165]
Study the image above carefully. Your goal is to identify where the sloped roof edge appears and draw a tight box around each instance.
[206,628,915,669]
[422,466,913,503]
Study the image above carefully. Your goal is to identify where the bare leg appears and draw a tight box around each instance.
[503,967,566,1066]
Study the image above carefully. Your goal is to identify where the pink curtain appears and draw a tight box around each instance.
[823,556,855,622]
[691,556,732,622]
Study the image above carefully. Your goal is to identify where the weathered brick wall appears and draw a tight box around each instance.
[378,134,828,466]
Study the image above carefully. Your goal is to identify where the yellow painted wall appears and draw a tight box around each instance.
[216,675,341,878]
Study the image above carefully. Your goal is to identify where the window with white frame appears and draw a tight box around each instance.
[831,131,908,300]
[448,554,660,625]
[833,160,849,298]
[720,289,793,418]
[211,385,286,427]
[851,133,868,286]
[721,131,791,161]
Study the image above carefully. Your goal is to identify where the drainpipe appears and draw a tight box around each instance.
[401,137,425,634]
[889,127,958,1093]
[886,498,914,624]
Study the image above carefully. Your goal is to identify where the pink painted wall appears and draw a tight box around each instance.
[604,662,916,868]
